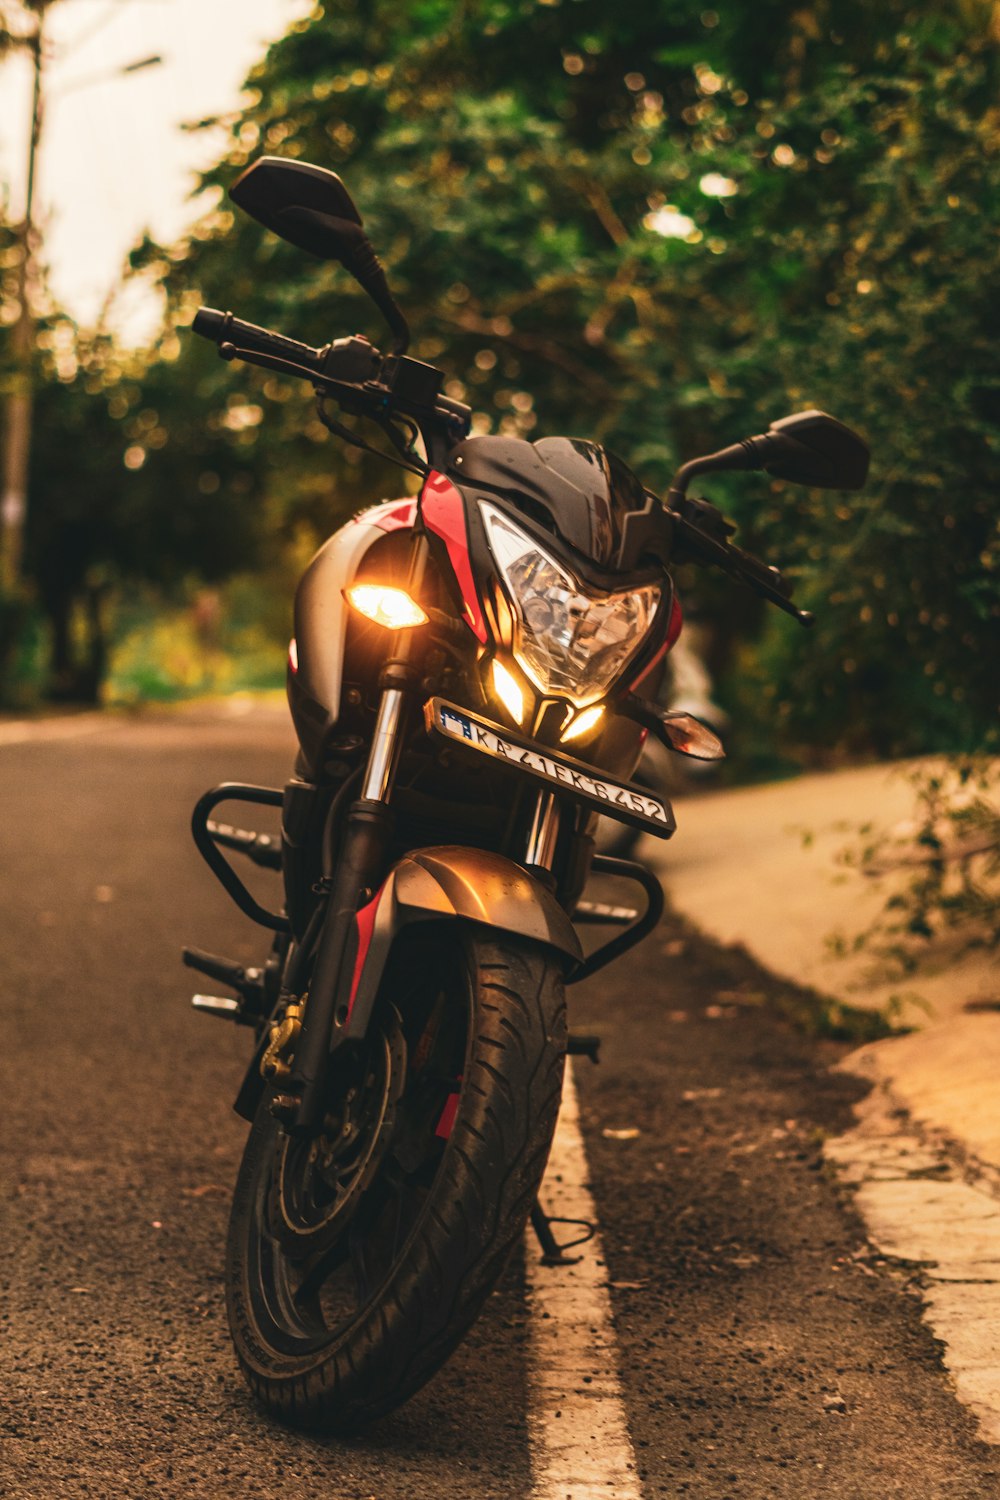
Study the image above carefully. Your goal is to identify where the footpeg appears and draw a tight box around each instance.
[574,899,639,924]
[183,945,262,994]
[207,820,282,870]
[192,993,243,1020]
[183,946,265,1025]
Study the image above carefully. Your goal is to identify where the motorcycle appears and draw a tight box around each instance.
[183,155,869,1431]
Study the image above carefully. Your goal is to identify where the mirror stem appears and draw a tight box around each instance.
[668,441,755,500]
[341,238,411,355]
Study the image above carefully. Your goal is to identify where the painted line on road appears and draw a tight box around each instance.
[525,1061,641,1500]
[0,715,105,747]
[828,1080,1000,1444]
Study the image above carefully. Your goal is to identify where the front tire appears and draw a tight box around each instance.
[225,927,566,1431]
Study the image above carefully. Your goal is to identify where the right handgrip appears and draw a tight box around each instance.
[191,307,385,391]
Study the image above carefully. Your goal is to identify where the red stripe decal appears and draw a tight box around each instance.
[372,498,417,533]
[631,596,683,689]
[421,470,488,643]
[435,1082,462,1140]
[346,883,386,1021]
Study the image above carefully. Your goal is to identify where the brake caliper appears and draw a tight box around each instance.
[260,997,307,1087]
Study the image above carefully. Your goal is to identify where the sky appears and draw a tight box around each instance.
[0,0,311,342]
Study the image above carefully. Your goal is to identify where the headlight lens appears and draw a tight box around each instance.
[481,503,661,707]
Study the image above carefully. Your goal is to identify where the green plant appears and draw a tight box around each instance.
[831,755,1000,979]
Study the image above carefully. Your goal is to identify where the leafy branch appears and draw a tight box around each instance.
[831,757,1000,978]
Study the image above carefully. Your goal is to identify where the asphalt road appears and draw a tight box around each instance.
[2,704,998,1499]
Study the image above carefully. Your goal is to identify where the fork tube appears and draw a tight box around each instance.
[524,790,560,872]
[288,787,394,1132]
[289,686,410,1131]
[362,688,405,802]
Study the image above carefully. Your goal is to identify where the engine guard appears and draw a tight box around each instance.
[334,845,583,1051]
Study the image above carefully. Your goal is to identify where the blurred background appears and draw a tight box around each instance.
[0,0,997,777]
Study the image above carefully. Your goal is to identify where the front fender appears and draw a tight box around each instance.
[337,845,582,1048]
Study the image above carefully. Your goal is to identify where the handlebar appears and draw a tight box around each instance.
[192,307,811,625]
[669,495,814,627]
[191,306,471,442]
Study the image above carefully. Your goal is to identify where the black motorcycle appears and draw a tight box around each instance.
[184,155,869,1431]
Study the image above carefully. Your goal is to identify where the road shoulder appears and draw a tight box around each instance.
[651,764,1000,1449]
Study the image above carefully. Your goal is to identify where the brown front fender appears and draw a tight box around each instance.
[337,845,582,1048]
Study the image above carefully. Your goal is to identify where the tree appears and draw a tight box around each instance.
[49,1,1000,748]
[16,315,271,700]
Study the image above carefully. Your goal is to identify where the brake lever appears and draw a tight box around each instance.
[669,509,814,628]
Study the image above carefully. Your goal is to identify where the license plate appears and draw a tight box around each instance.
[424,698,675,838]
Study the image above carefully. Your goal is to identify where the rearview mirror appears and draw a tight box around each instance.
[670,408,870,498]
[761,411,870,490]
[229,156,410,354]
[230,156,364,252]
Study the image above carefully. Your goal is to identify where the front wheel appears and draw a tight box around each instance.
[224,927,567,1431]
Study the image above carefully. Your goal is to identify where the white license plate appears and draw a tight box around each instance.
[424,698,675,838]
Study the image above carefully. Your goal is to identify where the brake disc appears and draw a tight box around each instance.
[271,1007,407,1258]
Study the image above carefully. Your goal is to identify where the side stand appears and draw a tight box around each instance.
[529,1201,595,1267]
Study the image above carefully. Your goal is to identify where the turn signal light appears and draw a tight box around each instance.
[491,658,526,725]
[561,704,605,744]
[344,584,428,630]
[660,711,725,760]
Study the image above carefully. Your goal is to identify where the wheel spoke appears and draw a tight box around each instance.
[349,1218,371,1303]
[292,1237,351,1307]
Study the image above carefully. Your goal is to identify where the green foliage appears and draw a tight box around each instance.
[106,579,288,704]
[12,319,270,700]
[5,0,1000,748]
[833,755,1000,977]
[131,0,998,757]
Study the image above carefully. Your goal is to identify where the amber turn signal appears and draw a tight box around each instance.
[560,704,605,744]
[344,584,429,630]
[660,711,725,760]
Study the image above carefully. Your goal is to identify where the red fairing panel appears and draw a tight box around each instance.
[346,883,387,1022]
[631,595,683,690]
[421,470,488,643]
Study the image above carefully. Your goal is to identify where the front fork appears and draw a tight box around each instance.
[284,694,411,1128]
[283,532,430,1131]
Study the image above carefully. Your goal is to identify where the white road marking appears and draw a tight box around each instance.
[525,1061,642,1500]
[0,714,105,747]
[828,1080,1000,1443]
[0,701,294,751]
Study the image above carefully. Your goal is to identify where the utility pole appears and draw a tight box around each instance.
[1,0,47,594]
[0,4,161,595]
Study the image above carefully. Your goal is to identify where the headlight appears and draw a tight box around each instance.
[481,503,661,707]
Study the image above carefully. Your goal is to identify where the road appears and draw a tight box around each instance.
[2,705,998,1499]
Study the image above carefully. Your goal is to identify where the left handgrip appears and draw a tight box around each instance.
[192,306,326,377]
[672,508,814,627]
[191,306,226,342]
